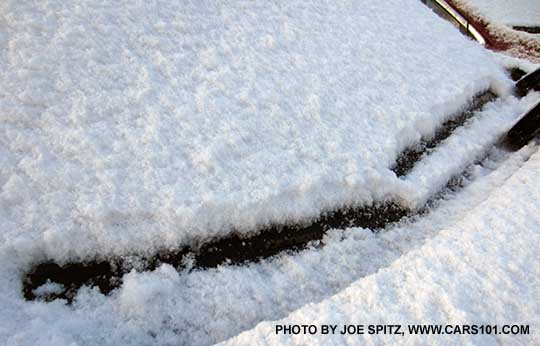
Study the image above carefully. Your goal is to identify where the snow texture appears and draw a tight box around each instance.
[1,128,538,346]
[0,0,511,264]
[489,50,540,74]
[0,0,537,345]
[402,93,538,207]
[32,281,64,298]
[452,0,540,62]
[222,144,540,346]
[458,0,540,26]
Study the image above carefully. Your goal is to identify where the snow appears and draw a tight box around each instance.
[489,51,540,74]
[0,0,537,345]
[0,0,511,262]
[32,281,64,299]
[402,93,539,207]
[1,124,538,346]
[451,0,540,62]
[456,0,540,26]
[222,143,540,346]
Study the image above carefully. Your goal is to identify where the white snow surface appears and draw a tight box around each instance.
[0,0,512,262]
[489,51,540,73]
[32,281,64,298]
[222,144,540,346]
[2,1,538,345]
[459,0,540,26]
[1,130,538,346]
[402,93,535,207]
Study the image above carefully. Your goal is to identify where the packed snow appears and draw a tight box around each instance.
[1,0,538,345]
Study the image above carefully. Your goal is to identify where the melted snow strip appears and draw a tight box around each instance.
[25,137,535,303]
[23,143,510,303]
[23,91,539,303]
[401,94,531,207]
[23,202,409,302]
[512,26,540,35]
[515,67,540,97]
[507,67,527,82]
[392,90,497,176]
[504,100,540,150]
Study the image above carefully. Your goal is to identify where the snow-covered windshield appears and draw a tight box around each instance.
[2,1,539,345]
